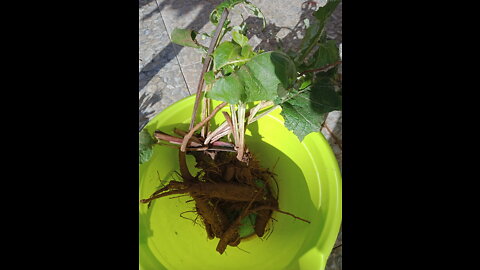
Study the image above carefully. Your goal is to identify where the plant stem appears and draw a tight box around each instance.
[295,28,324,64]
[154,131,202,147]
[248,105,279,124]
[207,146,237,152]
[181,102,227,152]
[230,104,239,145]
[247,101,274,124]
[202,102,279,147]
[204,121,229,145]
[217,58,252,70]
[189,8,229,131]
[236,103,246,161]
[201,85,212,138]
[209,127,231,144]
[299,61,342,76]
[222,111,236,143]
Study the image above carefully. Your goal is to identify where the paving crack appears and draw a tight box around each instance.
[154,3,192,95]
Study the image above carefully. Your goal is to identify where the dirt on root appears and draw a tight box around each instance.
[140,150,279,254]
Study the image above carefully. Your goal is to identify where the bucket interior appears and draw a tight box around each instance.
[139,96,342,270]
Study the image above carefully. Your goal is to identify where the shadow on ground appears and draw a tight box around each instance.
[139,0,224,93]
[139,0,342,138]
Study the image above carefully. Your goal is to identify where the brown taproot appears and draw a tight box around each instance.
[139,188,189,204]
[188,183,267,202]
[216,185,261,254]
[254,209,272,237]
[204,221,215,239]
[195,198,229,238]
[223,165,235,182]
[228,238,241,247]
[179,150,195,182]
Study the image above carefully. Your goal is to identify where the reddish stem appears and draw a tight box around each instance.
[189,9,229,130]
[181,102,228,152]
[174,128,204,143]
[299,61,342,76]
[154,131,202,147]
[211,141,234,148]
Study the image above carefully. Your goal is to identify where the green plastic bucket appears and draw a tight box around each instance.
[139,95,342,270]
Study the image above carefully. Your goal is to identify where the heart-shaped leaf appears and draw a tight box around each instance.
[213,41,244,71]
[207,51,296,104]
[171,28,207,50]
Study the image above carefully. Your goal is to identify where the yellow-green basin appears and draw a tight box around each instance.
[139,95,342,270]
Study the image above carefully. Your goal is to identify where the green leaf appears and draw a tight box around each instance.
[210,0,246,26]
[232,31,249,47]
[295,0,340,63]
[232,21,248,35]
[295,19,322,62]
[299,79,312,90]
[222,19,233,33]
[241,44,255,58]
[207,51,296,104]
[238,213,257,238]
[300,40,339,72]
[204,70,216,85]
[139,129,156,164]
[310,77,342,111]
[313,0,341,24]
[221,64,236,75]
[285,49,297,59]
[200,32,210,40]
[213,41,251,71]
[280,95,324,142]
[244,1,266,28]
[311,40,339,68]
[280,77,341,141]
[171,28,206,50]
[210,0,265,29]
